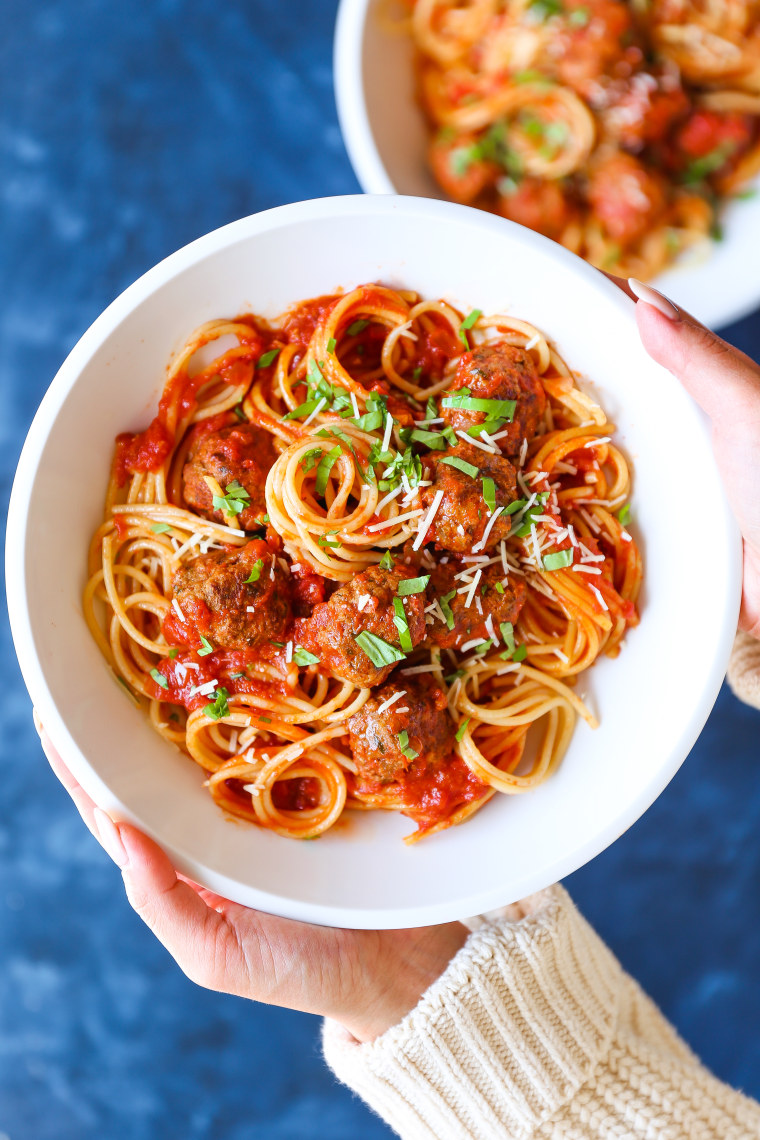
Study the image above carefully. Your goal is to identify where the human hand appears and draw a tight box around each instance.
[626,278,760,639]
[36,725,467,1041]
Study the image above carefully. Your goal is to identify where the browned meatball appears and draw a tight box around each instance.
[442,344,546,456]
[182,422,277,531]
[587,153,667,247]
[348,676,455,786]
[421,442,517,554]
[303,565,427,687]
[424,563,527,651]
[171,540,290,650]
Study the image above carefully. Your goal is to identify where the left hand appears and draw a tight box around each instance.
[37,723,468,1042]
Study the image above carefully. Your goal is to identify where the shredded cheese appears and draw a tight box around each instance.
[412,489,444,551]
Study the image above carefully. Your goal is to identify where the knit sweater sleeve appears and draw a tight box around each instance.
[322,886,760,1139]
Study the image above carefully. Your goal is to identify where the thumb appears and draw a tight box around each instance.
[628,279,760,433]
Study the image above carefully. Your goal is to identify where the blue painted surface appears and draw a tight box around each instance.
[1,2,759,1136]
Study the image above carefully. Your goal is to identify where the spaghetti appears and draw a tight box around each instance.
[397,0,760,279]
[85,284,642,843]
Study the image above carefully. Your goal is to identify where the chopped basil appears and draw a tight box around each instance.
[568,5,589,24]
[257,348,280,369]
[396,575,430,596]
[244,558,264,584]
[198,635,214,657]
[397,730,419,760]
[444,668,465,682]
[458,309,482,349]
[294,647,320,667]
[300,447,323,474]
[150,668,169,690]
[526,0,564,20]
[511,492,549,536]
[455,718,470,743]
[617,503,631,526]
[439,590,456,630]
[442,392,516,421]
[151,523,172,534]
[682,142,737,186]
[317,532,341,548]
[327,337,337,353]
[392,597,414,653]
[379,550,395,571]
[494,581,505,594]
[409,427,448,450]
[315,445,343,496]
[354,630,406,667]
[204,687,230,721]
[233,403,246,421]
[212,479,251,516]
[258,716,272,723]
[481,476,496,513]
[169,648,179,658]
[347,319,370,336]
[513,69,555,85]
[283,397,323,421]
[543,549,573,571]
[425,394,437,420]
[513,644,527,662]
[440,455,479,478]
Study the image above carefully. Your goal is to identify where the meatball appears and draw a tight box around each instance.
[348,676,455,786]
[429,131,496,204]
[182,422,277,531]
[497,178,575,241]
[303,565,427,687]
[172,540,290,651]
[420,442,517,554]
[442,343,546,456]
[424,563,527,651]
[586,153,667,246]
[553,0,634,95]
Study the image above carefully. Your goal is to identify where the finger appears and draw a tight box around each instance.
[38,726,101,843]
[628,279,760,432]
[116,822,234,986]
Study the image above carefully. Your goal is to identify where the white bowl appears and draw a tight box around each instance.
[6,194,741,928]
[334,0,760,330]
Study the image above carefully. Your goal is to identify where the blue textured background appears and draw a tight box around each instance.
[2,3,759,1136]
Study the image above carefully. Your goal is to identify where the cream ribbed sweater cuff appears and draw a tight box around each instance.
[322,886,622,1140]
[727,630,760,709]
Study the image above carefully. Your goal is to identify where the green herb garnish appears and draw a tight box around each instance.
[354,631,406,667]
[392,597,413,653]
[617,503,631,526]
[257,348,280,369]
[396,575,430,595]
[151,523,172,534]
[203,687,230,721]
[440,455,479,478]
[347,319,370,336]
[294,647,321,667]
[244,558,264,584]
[481,476,496,513]
[439,590,456,631]
[315,445,343,496]
[397,730,419,760]
[198,635,214,657]
[543,549,573,571]
[455,718,470,743]
[458,309,482,349]
[212,480,251,516]
[379,550,395,571]
[150,668,168,690]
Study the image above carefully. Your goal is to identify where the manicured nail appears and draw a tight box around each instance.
[628,278,679,320]
[32,708,43,736]
[93,807,129,868]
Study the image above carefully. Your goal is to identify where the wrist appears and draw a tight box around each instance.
[336,921,469,1043]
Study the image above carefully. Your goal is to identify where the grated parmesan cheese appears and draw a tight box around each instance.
[377,689,406,714]
[412,490,444,551]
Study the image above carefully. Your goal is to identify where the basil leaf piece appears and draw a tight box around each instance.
[150,668,169,690]
[257,348,280,369]
[392,597,413,653]
[543,549,573,571]
[439,590,456,630]
[455,718,470,743]
[354,631,406,667]
[396,575,430,596]
[244,558,264,584]
[458,309,482,349]
[198,636,214,656]
[204,687,230,721]
[294,647,320,667]
[315,445,343,496]
[440,455,479,478]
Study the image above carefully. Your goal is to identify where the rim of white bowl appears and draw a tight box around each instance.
[333,0,760,330]
[6,194,742,927]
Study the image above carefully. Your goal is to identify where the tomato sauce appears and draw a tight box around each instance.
[272,777,321,812]
[399,755,489,831]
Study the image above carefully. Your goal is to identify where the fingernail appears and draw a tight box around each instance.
[32,708,43,736]
[93,807,129,869]
[628,278,679,320]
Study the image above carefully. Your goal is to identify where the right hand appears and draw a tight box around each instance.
[627,280,760,639]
